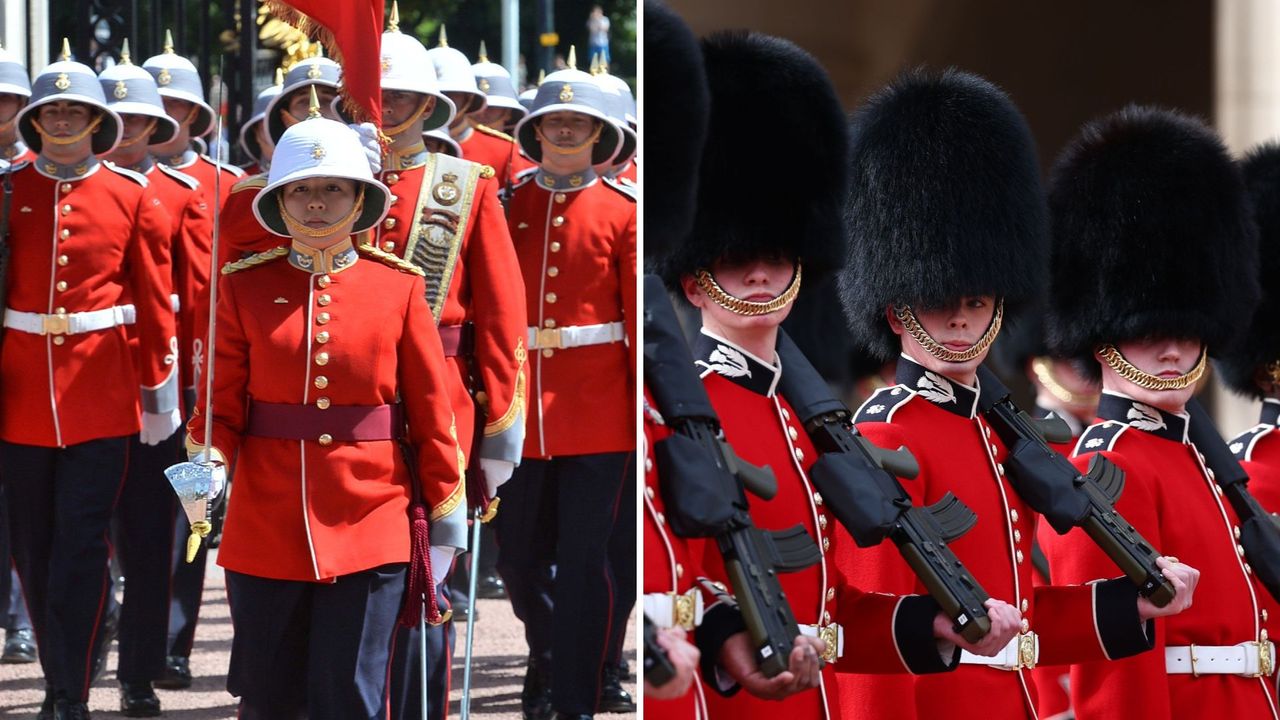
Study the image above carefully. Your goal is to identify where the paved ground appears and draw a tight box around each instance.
[0,551,636,719]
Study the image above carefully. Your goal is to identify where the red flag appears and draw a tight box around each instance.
[264,0,384,127]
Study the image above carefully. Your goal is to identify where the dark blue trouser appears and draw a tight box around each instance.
[0,480,34,632]
[114,432,181,682]
[0,436,129,701]
[167,500,208,658]
[492,451,633,715]
[604,463,637,672]
[226,563,407,720]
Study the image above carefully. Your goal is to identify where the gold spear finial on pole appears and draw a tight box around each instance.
[388,1,401,33]
[308,85,322,119]
[163,29,175,54]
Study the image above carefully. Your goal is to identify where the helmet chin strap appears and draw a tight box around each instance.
[117,118,158,148]
[32,113,104,146]
[278,186,367,239]
[534,121,603,155]
[694,263,803,316]
[1096,344,1207,391]
[894,301,1004,363]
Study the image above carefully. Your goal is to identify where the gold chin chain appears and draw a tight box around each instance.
[895,301,1004,364]
[694,264,803,317]
[33,114,104,146]
[1030,356,1099,407]
[535,122,604,155]
[1096,344,1208,391]
[278,186,367,239]
[117,118,158,148]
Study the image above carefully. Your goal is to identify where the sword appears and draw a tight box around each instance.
[165,56,226,561]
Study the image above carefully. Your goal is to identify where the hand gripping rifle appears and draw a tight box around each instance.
[644,275,822,678]
[774,331,993,643]
[643,614,677,687]
[974,365,1175,606]
[1184,397,1280,603]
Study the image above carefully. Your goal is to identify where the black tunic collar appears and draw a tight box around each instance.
[693,328,781,398]
[895,354,980,419]
[1097,391,1189,444]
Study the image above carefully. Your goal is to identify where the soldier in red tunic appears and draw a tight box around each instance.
[184,104,465,719]
[98,43,215,717]
[1220,142,1280,513]
[0,52,178,720]
[835,72,1199,720]
[1040,106,1277,719]
[471,41,528,136]
[496,61,635,720]
[237,72,283,177]
[0,44,33,164]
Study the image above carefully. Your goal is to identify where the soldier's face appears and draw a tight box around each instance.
[474,105,512,130]
[36,101,94,137]
[445,92,476,126]
[537,111,599,148]
[119,113,156,143]
[1098,337,1203,412]
[889,296,996,384]
[0,93,24,124]
[161,97,196,127]
[281,177,359,240]
[682,256,797,336]
[382,89,433,127]
[285,86,338,122]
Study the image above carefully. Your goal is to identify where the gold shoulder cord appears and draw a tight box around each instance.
[221,245,290,275]
[1096,344,1207,391]
[894,301,1004,363]
[693,264,802,316]
[1030,356,1100,407]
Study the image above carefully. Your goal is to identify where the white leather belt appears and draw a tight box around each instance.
[800,623,845,663]
[4,306,132,336]
[527,321,624,350]
[117,294,178,325]
[959,632,1039,670]
[1166,641,1275,677]
[643,590,703,631]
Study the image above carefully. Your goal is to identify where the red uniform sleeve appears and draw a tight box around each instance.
[186,271,249,464]
[173,190,213,402]
[130,184,180,411]
[468,178,529,463]
[617,205,637,389]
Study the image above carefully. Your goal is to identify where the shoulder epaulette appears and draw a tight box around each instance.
[854,385,915,424]
[1074,420,1129,456]
[221,245,289,275]
[204,155,247,178]
[156,162,200,190]
[104,162,148,187]
[602,175,637,201]
[1228,424,1276,462]
[478,164,496,180]
[357,243,426,277]
[231,174,268,193]
[509,168,537,192]
[474,123,516,143]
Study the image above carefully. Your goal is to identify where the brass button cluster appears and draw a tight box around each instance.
[314,376,329,389]
[316,312,331,325]
[317,274,331,289]
[545,292,557,304]
[57,254,69,266]
[549,241,561,253]
[60,228,71,239]
[61,204,71,215]
[554,192,566,204]
[55,281,67,292]
[318,294,332,306]
[547,267,559,277]
[315,331,330,344]
[314,351,330,366]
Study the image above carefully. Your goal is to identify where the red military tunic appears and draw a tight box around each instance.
[1043,392,1280,719]
[843,357,1152,720]
[216,174,273,264]
[1,141,34,165]
[693,333,962,720]
[367,146,527,464]
[643,388,710,720]
[0,157,177,447]
[458,123,534,185]
[186,239,466,582]
[508,168,635,458]
[158,147,243,208]
[1229,399,1280,512]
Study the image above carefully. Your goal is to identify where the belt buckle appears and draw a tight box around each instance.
[536,327,562,350]
[42,310,69,336]
[672,591,696,631]
[1017,633,1037,670]
[1254,640,1273,678]
[1189,642,1200,678]
[818,624,839,664]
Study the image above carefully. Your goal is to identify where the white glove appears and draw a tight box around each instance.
[349,122,383,174]
[140,408,182,446]
[479,458,515,497]
[430,545,455,589]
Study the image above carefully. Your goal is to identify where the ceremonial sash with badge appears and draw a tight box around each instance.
[404,153,482,319]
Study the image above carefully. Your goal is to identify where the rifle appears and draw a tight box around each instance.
[0,163,13,349]
[643,614,677,687]
[774,331,993,643]
[1184,398,1280,603]
[644,274,822,678]
[974,365,1175,606]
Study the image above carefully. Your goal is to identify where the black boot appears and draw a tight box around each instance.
[36,686,55,720]
[53,693,92,720]
[597,661,635,713]
[1,627,37,663]
[154,654,192,689]
[120,680,162,717]
[521,655,553,720]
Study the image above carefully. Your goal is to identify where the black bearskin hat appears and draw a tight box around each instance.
[1045,106,1259,376]
[1218,141,1280,398]
[657,30,849,289]
[838,68,1048,362]
[642,0,709,262]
